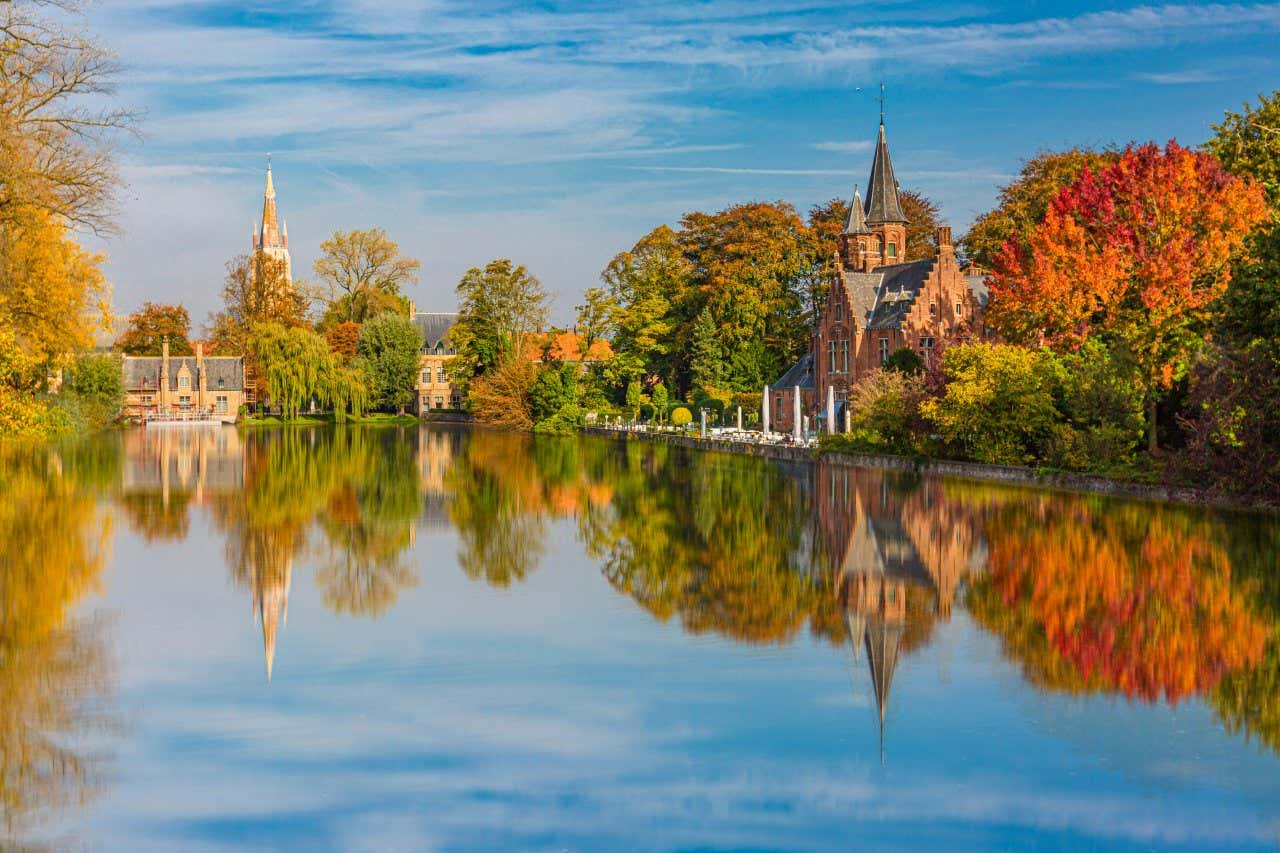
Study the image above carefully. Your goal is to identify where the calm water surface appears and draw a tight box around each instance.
[4,425,1280,851]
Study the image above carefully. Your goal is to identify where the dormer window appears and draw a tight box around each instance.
[178,373,190,389]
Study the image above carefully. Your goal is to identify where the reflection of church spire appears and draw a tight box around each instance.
[252,561,291,684]
[865,610,903,766]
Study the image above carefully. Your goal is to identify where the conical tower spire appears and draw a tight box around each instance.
[259,159,281,250]
[843,184,872,236]
[865,123,907,225]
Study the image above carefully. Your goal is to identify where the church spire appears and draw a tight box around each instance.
[259,160,281,250]
[865,122,907,225]
[843,184,872,236]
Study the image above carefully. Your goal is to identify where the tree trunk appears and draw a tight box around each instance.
[1147,395,1159,453]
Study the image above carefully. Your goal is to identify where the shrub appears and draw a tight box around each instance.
[884,346,924,375]
[1048,340,1145,471]
[921,343,1064,465]
[670,407,693,426]
[64,352,124,431]
[533,403,583,435]
[846,369,926,454]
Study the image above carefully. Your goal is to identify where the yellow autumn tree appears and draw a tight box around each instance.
[0,207,112,369]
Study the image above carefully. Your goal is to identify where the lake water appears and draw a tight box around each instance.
[4,425,1280,851]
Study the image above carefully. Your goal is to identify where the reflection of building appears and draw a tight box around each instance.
[813,460,984,758]
[411,311,463,414]
[121,417,245,501]
[773,115,991,434]
[122,340,245,422]
[416,426,462,531]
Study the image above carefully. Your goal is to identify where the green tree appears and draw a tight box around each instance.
[650,382,670,423]
[312,228,420,327]
[116,302,194,356]
[625,379,645,421]
[356,312,423,415]
[574,286,615,352]
[63,352,124,430]
[451,259,549,382]
[601,225,685,386]
[689,307,726,396]
[883,346,923,375]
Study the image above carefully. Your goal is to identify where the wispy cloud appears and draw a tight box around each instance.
[814,140,874,154]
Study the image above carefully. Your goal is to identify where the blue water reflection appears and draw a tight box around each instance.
[4,425,1280,851]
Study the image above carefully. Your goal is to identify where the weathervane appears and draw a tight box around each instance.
[878,82,886,124]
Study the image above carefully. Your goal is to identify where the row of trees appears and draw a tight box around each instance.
[108,226,426,419]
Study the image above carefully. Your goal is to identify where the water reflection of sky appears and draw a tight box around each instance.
[20,429,1280,850]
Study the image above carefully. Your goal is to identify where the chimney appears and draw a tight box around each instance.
[162,337,170,361]
[936,226,954,256]
[195,340,203,361]
[408,300,417,318]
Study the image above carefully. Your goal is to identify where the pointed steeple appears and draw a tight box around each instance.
[843,184,872,235]
[865,122,907,225]
[259,160,281,250]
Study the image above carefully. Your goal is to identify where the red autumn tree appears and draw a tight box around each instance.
[987,141,1268,450]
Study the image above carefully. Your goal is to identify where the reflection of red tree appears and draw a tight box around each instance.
[987,504,1267,703]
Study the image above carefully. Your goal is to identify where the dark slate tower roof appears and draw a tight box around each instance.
[864,123,907,225]
[843,185,872,235]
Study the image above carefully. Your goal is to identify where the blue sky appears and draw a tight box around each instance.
[89,0,1280,326]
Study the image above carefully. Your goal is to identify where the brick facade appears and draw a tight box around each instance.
[770,121,993,434]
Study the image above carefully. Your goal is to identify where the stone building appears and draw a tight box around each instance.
[412,311,464,414]
[122,340,246,422]
[771,118,992,435]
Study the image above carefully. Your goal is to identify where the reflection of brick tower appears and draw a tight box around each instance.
[251,161,292,281]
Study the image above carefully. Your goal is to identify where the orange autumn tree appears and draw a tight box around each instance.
[987,141,1268,450]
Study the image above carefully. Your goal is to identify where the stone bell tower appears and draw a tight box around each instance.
[251,160,292,282]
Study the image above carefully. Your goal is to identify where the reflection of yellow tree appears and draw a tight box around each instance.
[0,448,115,842]
[580,441,817,644]
[313,431,422,617]
[447,432,549,587]
[969,499,1267,703]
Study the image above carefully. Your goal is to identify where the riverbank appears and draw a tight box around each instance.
[240,412,420,427]
[581,426,1274,512]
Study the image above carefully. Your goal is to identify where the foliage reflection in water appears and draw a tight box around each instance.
[3,425,1280,847]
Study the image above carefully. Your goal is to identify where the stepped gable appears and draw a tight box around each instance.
[866,259,935,330]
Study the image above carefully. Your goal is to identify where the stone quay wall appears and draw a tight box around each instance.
[580,427,1267,511]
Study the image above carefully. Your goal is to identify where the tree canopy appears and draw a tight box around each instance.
[117,302,194,356]
[312,228,420,327]
[356,312,423,414]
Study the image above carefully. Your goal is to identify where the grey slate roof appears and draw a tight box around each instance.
[843,185,872,235]
[865,123,908,225]
[966,275,990,308]
[844,271,883,324]
[866,260,934,330]
[413,312,458,352]
[772,352,814,390]
[122,356,244,391]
